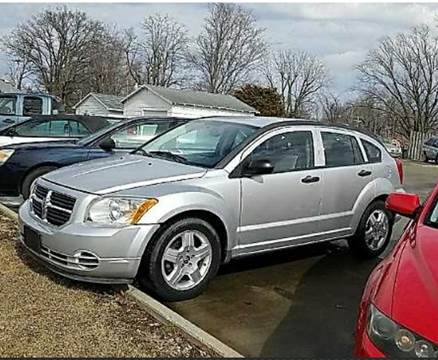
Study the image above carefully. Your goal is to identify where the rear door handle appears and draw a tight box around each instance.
[301,175,320,184]
[358,170,372,177]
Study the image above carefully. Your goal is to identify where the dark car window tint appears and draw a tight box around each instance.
[322,132,364,167]
[250,131,314,173]
[362,139,382,163]
[0,96,16,116]
[109,121,172,149]
[23,96,43,116]
[69,121,90,137]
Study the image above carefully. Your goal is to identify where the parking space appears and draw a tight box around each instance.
[167,160,438,357]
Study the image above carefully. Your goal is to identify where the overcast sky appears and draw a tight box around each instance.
[0,2,437,98]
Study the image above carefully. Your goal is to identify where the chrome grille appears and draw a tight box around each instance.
[31,184,76,226]
[40,246,99,270]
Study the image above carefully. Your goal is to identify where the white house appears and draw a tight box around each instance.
[122,85,257,118]
[74,93,124,119]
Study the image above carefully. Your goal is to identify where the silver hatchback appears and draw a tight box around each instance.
[19,117,404,301]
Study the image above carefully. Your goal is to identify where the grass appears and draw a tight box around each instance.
[0,215,214,357]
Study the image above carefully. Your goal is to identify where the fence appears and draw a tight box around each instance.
[408,130,432,160]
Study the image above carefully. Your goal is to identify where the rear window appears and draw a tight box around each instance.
[322,132,364,167]
[362,139,382,163]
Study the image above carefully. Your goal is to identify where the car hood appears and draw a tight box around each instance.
[43,154,207,194]
[391,223,438,344]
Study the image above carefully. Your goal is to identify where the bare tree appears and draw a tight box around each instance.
[124,14,189,87]
[266,50,328,118]
[190,3,266,94]
[2,6,105,107]
[357,25,438,138]
[319,92,345,124]
[4,58,31,90]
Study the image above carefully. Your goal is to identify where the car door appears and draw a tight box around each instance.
[236,127,323,255]
[318,130,373,236]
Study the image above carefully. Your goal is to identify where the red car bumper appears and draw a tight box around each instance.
[355,330,385,358]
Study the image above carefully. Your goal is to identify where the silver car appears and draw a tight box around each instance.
[18,117,404,301]
[423,137,438,163]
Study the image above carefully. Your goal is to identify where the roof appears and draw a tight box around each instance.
[0,79,18,93]
[122,85,258,114]
[74,93,123,112]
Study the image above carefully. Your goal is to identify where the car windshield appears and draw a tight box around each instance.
[138,120,258,168]
[426,198,438,229]
[77,121,121,145]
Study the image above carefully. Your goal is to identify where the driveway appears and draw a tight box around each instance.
[167,160,438,357]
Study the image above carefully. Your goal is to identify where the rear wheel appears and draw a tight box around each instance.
[21,166,58,199]
[138,218,221,301]
[423,152,429,162]
[348,200,393,258]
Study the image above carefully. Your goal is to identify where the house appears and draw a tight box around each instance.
[122,85,257,118]
[0,79,18,93]
[74,93,124,119]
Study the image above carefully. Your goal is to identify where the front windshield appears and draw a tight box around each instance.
[426,198,438,229]
[139,120,258,168]
[77,121,121,145]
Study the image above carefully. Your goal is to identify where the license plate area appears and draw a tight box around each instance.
[23,226,41,253]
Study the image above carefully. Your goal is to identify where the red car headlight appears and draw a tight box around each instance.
[367,304,437,357]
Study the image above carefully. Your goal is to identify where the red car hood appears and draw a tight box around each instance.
[392,223,438,344]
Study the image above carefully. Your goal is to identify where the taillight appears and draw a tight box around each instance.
[395,158,404,184]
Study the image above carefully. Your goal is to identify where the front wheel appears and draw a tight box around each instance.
[138,218,221,301]
[348,200,393,258]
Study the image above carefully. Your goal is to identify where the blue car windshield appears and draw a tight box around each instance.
[139,120,258,168]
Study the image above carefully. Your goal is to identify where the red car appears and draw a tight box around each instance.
[355,185,438,358]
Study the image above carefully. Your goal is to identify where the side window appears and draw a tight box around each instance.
[48,120,70,136]
[322,132,364,167]
[14,120,50,136]
[109,122,171,149]
[249,131,314,174]
[23,96,43,116]
[0,96,16,115]
[362,139,382,163]
[69,121,90,137]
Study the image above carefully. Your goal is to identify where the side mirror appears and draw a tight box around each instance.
[385,192,421,219]
[243,159,274,176]
[99,137,116,152]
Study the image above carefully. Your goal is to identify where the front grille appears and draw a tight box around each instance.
[30,184,76,226]
[40,246,99,270]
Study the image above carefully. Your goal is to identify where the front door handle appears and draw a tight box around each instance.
[301,175,320,184]
[358,170,372,177]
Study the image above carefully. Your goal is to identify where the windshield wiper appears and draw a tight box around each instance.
[144,150,189,164]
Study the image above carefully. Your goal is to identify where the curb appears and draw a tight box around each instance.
[126,285,244,358]
[0,202,243,358]
[0,202,18,221]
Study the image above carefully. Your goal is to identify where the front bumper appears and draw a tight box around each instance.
[18,200,160,284]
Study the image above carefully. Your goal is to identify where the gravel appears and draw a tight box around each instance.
[0,215,214,357]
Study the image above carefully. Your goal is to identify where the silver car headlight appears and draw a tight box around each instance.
[0,149,14,165]
[86,197,158,226]
[367,304,437,357]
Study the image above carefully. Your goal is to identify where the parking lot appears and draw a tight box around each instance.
[166,160,438,357]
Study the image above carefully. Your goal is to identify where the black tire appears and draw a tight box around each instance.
[21,166,58,199]
[138,217,221,302]
[348,200,394,259]
[423,152,429,162]
[435,154,438,165]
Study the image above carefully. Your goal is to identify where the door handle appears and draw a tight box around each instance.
[358,170,372,177]
[301,175,320,184]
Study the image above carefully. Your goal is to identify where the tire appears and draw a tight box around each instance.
[348,200,394,259]
[21,166,58,199]
[435,154,438,165]
[423,152,429,162]
[138,217,221,302]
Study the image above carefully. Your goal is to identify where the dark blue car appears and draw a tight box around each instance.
[0,117,188,205]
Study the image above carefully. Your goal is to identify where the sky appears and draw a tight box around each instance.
[0,2,437,99]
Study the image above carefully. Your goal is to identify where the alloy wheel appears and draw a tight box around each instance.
[365,209,390,251]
